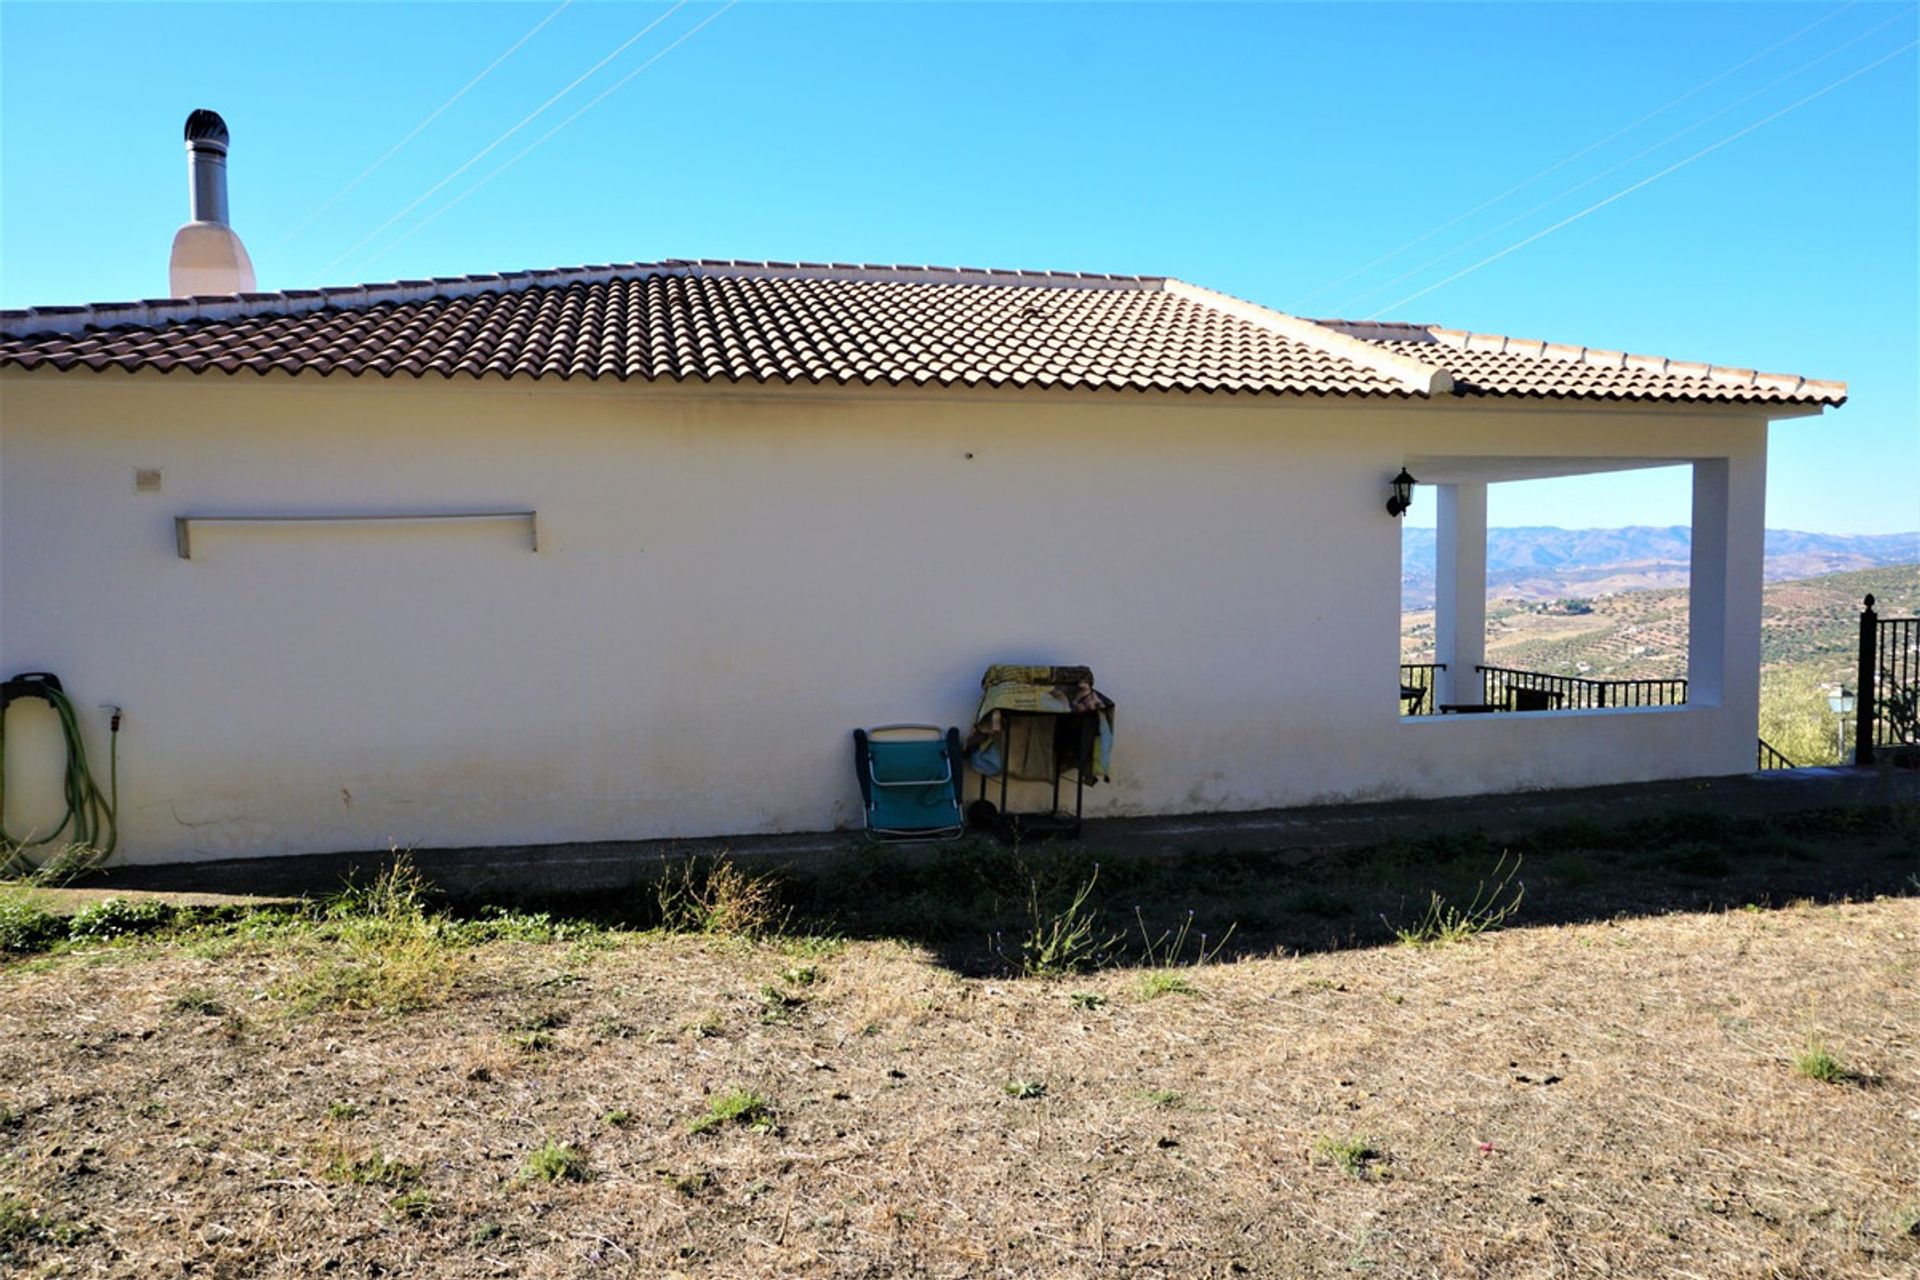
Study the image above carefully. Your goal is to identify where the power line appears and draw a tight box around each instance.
[1331,4,1915,316]
[271,0,575,254]
[1364,38,1919,321]
[319,0,692,278]
[359,1,740,272]
[1293,0,1860,307]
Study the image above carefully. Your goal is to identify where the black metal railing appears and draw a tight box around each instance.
[1476,664,1688,711]
[1399,662,1446,716]
[1757,738,1797,771]
[1856,594,1919,765]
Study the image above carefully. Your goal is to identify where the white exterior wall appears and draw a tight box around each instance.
[0,371,1773,863]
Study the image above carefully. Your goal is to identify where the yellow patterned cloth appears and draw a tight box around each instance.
[969,665,1114,782]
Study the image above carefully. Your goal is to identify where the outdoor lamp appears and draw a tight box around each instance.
[1386,468,1417,517]
[1829,688,1855,715]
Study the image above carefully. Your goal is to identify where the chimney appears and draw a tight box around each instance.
[168,109,256,297]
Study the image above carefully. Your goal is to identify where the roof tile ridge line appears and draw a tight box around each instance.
[1417,324,1848,397]
[1311,318,1442,343]
[662,259,1161,290]
[0,262,677,338]
[1161,281,1453,396]
[0,258,1169,339]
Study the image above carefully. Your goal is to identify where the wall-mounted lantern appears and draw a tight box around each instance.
[1386,468,1417,518]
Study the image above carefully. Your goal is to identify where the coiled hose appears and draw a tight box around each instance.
[0,673,118,874]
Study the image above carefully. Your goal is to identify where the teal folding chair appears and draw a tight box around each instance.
[852,724,965,842]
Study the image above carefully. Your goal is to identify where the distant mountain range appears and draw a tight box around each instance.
[1401,527,1919,608]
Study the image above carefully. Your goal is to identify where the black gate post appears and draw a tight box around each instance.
[1856,594,1878,766]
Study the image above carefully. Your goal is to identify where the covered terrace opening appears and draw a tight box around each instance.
[1399,457,1728,719]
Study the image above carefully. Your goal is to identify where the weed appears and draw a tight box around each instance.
[468,1222,504,1246]
[603,1109,632,1128]
[1069,991,1108,1011]
[590,1015,636,1041]
[0,893,65,953]
[1134,907,1235,968]
[758,983,805,1024]
[0,1196,31,1247]
[327,1102,362,1121]
[2,842,103,885]
[655,857,789,939]
[274,856,462,1015]
[1314,1134,1383,1180]
[685,1011,725,1040]
[691,1089,775,1135]
[1139,1089,1184,1109]
[389,1189,435,1221]
[449,906,603,946]
[66,897,175,941]
[523,1140,590,1183]
[0,1195,91,1251]
[1003,1079,1046,1100]
[781,963,819,986]
[779,935,845,960]
[1793,1035,1854,1084]
[659,1169,714,1197]
[170,988,222,1016]
[325,1149,420,1187]
[1390,854,1525,947]
[1007,865,1122,976]
[1138,972,1198,999]
[507,1009,566,1052]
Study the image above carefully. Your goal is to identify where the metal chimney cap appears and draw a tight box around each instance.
[184,109,229,148]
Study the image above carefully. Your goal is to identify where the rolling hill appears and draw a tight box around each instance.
[1401,527,1918,608]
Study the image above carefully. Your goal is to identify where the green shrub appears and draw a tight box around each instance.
[66,896,174,941]
[0,895,65,953]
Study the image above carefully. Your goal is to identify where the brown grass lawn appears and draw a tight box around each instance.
[3,822,1918,1277]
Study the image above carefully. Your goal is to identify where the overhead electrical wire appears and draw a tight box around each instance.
[359,0,740,271]
[319,0,693,277]
[1363,37,1919,321]
[271,0,576,254]
[1330,5,1917,316]
[1292,0,1860,308]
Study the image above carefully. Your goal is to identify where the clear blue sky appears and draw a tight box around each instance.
[3,1,1915,536]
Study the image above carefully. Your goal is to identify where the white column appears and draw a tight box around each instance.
[1434,482,1488,707]
[1687,454,1765,728]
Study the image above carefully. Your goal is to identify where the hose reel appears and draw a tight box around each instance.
[0,672,118,873]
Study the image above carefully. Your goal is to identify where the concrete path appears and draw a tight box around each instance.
[61,765,1917,901]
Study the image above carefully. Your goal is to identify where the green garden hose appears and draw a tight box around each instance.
[0,673,118,873]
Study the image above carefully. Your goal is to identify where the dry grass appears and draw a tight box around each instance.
[2,845,1916,1276]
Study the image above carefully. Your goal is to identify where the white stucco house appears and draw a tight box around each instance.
[0,120,1846,866]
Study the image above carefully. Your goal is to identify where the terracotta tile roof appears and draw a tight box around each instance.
[1318,319,1847,406]
[0,259,1844,406]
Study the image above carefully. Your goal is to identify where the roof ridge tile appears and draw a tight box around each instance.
[1165,283,1452,396]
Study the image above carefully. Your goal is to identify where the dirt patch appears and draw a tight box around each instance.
[3,834,1916,1276]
